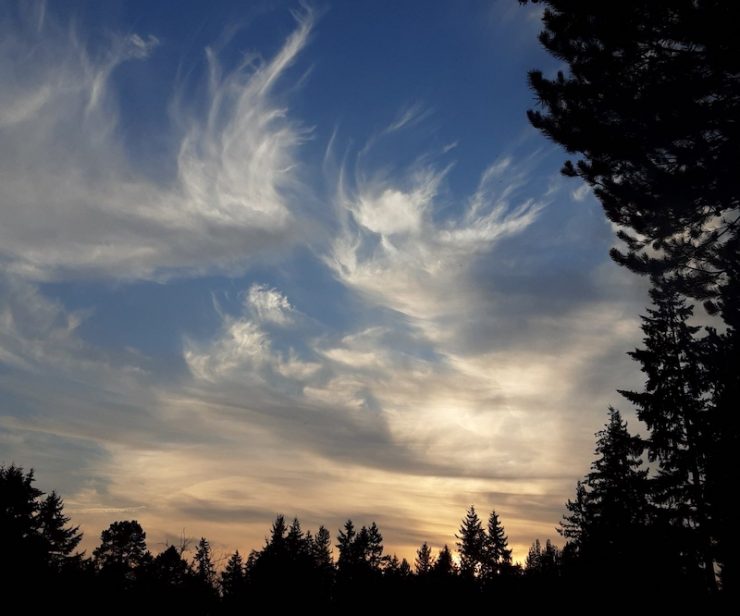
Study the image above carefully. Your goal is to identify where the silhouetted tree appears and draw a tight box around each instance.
[432,545,457,578]
[560,408,651,586]
[192,537,216,590]
[619,280,716,589]
[93,520,149,577]
[220,550,247,601]
[482,510,513,579]
[336,519,357,572]
[1,464,47,595]
[286,517,307,559]
[37,490,82,571]
[0,464,43,545]
[415,542,435,576]
[524,2,740,592]
[312,525,333,569]
[456,506,485,578]
[365,522,384,570]
[150,545,191,587]
[525,539,560,578]
[524,1,740,302]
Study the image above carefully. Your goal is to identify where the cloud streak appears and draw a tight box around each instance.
[0,5,313,281]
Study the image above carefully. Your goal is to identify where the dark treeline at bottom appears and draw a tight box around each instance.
[0,461,730,613]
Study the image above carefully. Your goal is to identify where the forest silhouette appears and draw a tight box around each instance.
[2,0,738,608]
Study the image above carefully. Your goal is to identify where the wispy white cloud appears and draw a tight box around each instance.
[326,153,544,332]
[0,6,313,281]
[246,284,295,325]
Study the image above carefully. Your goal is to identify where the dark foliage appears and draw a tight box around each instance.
[525,0,739,595]
[524,0,740,303]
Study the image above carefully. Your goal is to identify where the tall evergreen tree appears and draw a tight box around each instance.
[619,280,715,589]
[415,542,435,576]
[523,0,740,301]
[36,491,82,570]
[0,464,43,547]
[286,517,308,560]
[336,519,357,572]
[365,522,384,570]
[482,510,512,579]
[220,550,246,600]
[192,537,216,589]
[524,4,740,588]
[1,464,46,591]
[560,408,651,583]
[432,545,457,578]
[525,539,561,578]
[456,506,485,578]
[312,525,333,569]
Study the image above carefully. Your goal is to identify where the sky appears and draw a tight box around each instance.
[0,0,651,564]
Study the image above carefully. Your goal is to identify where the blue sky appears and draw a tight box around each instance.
[0,0,650,561]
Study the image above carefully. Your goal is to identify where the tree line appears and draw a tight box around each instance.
[0,450,726,612]
[1,462,567,610]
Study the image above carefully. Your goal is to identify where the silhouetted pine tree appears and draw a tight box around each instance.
[619,280,716,589]
[415,542,434,576]
[433,545,457,578]
[220,550,246,601]
[312,525,333,569]
[35,490,82,572]
[525,539,560,578]
[286,517,307,559]
[560,408,651,586]
[524,3,740,591]
[366,522,384,570]
[1,464,47,598]
[336,519,356,573]
[524,1,740,300]
[456,506,485,578]
[192,537,216,590]
[482,510,512,579]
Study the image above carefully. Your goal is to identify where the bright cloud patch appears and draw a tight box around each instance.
[0,6,311,281]
[328,157,543,330]
[247,284,295,325]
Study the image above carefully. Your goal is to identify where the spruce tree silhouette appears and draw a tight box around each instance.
[619,280,716,590]
[432,545,457,578]
[1,465,50,598]
[415,542,435,576]
[456,506,485,579]
[191,537,218,612]
[220,550,247,605]
[37,491,82,572]
[560,408,652,591]
[525,539,560,579]
[192,537,216,590]
[482,510,513,580]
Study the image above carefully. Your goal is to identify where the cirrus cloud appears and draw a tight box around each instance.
[0,4,313,281]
